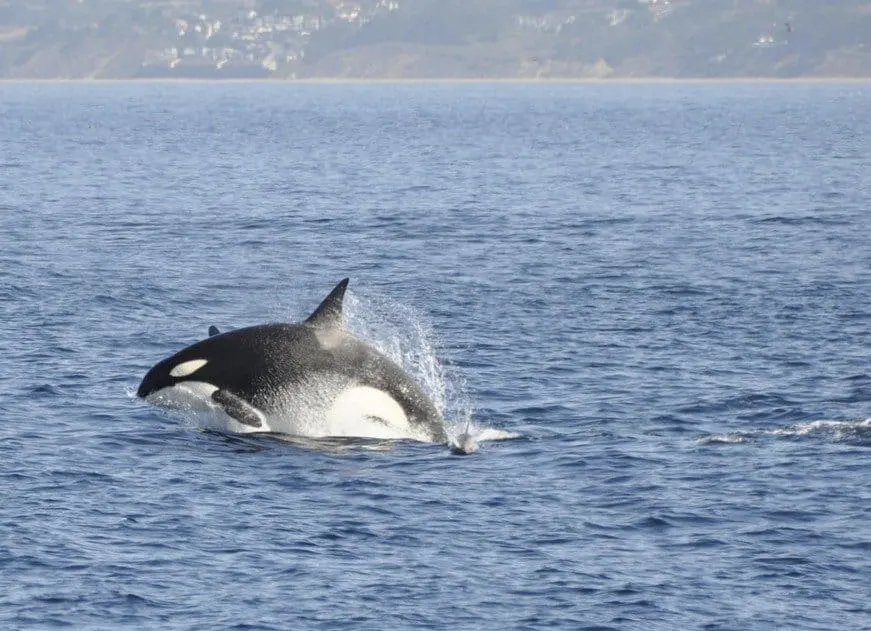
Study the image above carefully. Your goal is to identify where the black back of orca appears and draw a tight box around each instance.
[142,324,436,416]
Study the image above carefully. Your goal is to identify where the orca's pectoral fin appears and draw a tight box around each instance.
[211,389,263,428]
[208,325,221,337]
[305,278,349,328]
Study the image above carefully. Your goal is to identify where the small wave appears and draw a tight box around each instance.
[697,417,871,445]
[393,184,442,194]
[696,433,749,445]
[754,215,850,227]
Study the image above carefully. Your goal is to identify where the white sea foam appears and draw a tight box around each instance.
[696,433,749,445]
[697,417,871,444]
[769,417,871,439]
[446,418,522,455]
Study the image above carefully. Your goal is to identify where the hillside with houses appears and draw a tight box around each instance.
[0,0,869,79]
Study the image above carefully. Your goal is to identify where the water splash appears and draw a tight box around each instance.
[344,289,461,421]
[344,288,518,450]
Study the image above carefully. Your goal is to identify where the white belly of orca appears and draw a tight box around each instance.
[323,386,412,439]
[146,382,427,441]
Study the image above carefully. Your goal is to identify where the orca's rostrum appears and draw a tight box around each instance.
[137,279,447,442]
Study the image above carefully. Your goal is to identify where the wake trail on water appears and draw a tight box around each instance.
[697,417,871,445]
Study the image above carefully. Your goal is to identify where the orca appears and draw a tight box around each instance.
[137,279,446,443]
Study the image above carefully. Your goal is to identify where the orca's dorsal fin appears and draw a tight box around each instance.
[305,278,349,328]
[208,325,221,337]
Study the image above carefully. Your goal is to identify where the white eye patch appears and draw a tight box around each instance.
[170,358,209,378]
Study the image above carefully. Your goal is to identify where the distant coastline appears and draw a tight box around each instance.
[2,77,871,84]
[3,1,871,82]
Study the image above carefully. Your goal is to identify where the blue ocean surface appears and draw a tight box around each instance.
[1,81,870,630]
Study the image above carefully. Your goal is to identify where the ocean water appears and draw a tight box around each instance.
[1,81,870,630]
